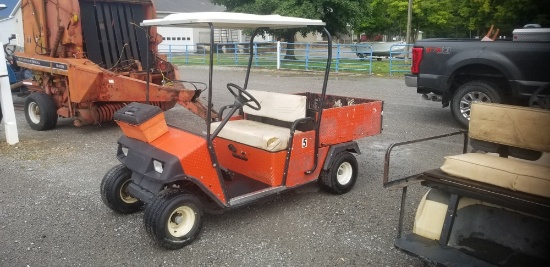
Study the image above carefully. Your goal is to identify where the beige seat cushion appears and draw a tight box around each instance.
[440,153,550,198]
[243,90,306,122]
[211,120,297,152]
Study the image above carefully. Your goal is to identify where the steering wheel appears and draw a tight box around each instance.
[226,83,261,110]
[529,84,550,109]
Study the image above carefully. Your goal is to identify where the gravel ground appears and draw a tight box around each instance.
[0,66,464,266]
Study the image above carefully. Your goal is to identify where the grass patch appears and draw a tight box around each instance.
[168,53,411,77]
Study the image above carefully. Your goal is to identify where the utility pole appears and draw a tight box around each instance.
[405,0,413,60]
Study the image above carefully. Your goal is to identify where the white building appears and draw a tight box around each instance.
[0,0,23,48]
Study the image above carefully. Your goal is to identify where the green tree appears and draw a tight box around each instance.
[211,0,362,59]
[457,0,548,37]
[355,0,393,39]
[353,0,549,40]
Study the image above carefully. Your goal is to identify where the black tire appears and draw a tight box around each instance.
[357,53,365,58]
[451,80,502,128]
[144,189,204,250]
[100,164,143,214]
[0,104,3,122]
[24,92,58,131]
[318,152,358,195]
[529,84,550,109]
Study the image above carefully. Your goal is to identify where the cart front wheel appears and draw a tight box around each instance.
[319,152,358,194]
[144,189,203,250]
[100,164,143,214]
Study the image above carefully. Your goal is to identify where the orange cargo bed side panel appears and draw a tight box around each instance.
[320,101,383,146]
[151,128,226,203]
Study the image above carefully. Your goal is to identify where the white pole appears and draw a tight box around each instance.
[0,42,20,145]
[276,41,281,70]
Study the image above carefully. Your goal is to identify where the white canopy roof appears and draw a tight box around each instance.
[141,12,325,29]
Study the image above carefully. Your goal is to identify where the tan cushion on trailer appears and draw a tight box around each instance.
[243,90,307,122]
[211,120,297,152]
[440,153,550,198]
[469,103,550,153]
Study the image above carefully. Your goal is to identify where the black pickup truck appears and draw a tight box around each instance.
[405,35,550,127]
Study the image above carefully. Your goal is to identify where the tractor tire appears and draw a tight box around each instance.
[100,164,143,214]
[451,80,502,128]
[318,152,358,195]
[24,92,58,131]
[144,189,204,250]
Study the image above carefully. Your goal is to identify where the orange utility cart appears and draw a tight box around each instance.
[100,12,383,250]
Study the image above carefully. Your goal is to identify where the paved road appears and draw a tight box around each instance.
[0,67,464,266]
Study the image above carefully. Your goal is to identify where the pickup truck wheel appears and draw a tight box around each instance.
[318,152,358,195]
[451,81,502,128]
[144,189,203,250]
[100,164,143,214]
[24,92,58,131]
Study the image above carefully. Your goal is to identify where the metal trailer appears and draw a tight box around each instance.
[383,103,550,266]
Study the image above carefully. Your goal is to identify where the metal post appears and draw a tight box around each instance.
[234,43,238,65]
[305,28,332,175]
[254,43,258,66]
[368,48,373,75]
[335,44,340,73]
[305,43,310,71]
[397,186,408,238]
[145,26,150,104]
[439,194,460,246]
[216,44,220,65]
[185,45,189,64]
[0,42,20,145]
[276,41,281,69]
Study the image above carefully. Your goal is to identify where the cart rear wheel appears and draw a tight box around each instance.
[144,189,203,250]
[100,164,142,214]
[319,152,358,194]
[24,92,58,131]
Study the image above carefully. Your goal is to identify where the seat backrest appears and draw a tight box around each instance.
[470,103,550,153]
[243,90,307,123]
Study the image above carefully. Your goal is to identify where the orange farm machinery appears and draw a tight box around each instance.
[14,0,210,130]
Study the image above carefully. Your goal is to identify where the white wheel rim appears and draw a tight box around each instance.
[167,206,195,237]
[336,162,353,185]
[28,102,41,124]
[119,180,138,204]
[459,91,491,119]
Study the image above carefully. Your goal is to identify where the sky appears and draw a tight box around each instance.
[0,0,18,18]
